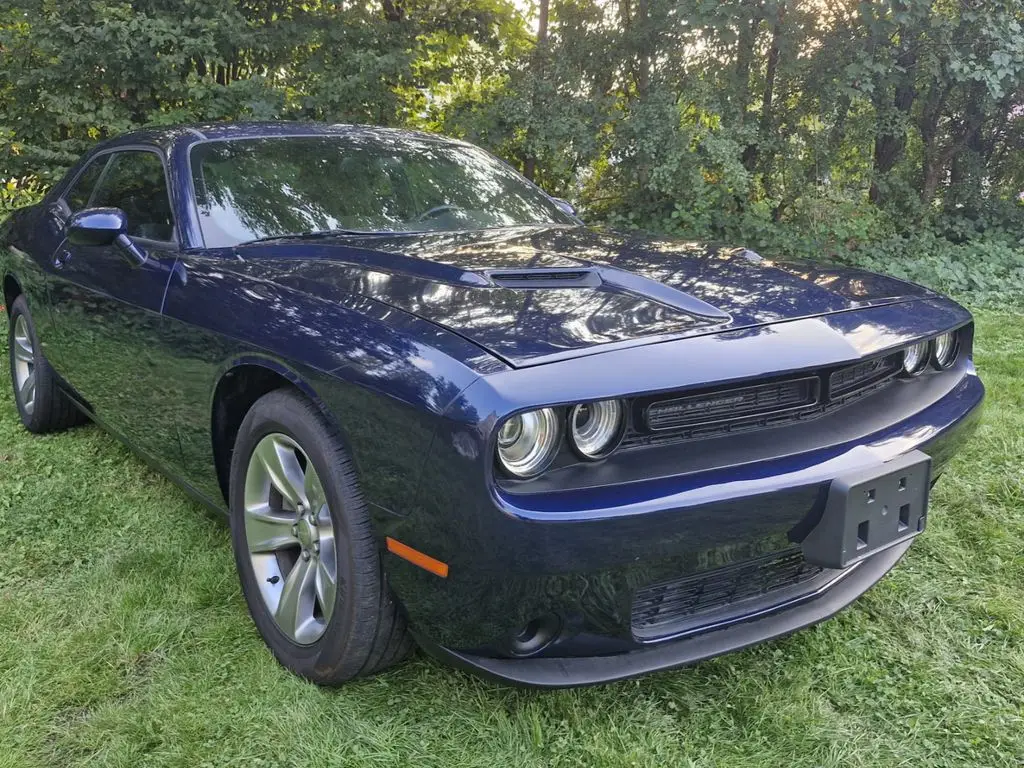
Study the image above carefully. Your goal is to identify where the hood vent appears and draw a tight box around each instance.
[487,269,601,289]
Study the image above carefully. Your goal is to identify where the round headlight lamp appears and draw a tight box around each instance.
[568,399,625,459]
[903,341,930,376]
[933,332,958,369]
[496,408,561,479]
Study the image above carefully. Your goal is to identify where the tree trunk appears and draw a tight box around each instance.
[917,83,950,205]
[381,0,403,22]
[742,0,785,176]
[635,0,650,97]
[948,81,988,217]
[819,93,851,182]
[733,2,763,124]
[523,0,550,182]
[868,43,917,205]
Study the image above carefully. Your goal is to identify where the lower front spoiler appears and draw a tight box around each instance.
[416,539,911,689]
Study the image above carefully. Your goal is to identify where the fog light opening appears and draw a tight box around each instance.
[508,614,562,657]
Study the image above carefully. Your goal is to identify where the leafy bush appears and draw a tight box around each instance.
[2,1,1022,306]
[839,231,1024,307]
[0,179,43,214]
[592,186,1024,306]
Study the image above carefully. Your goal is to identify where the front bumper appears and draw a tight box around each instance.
[382,370,984,687]
[417,539,910,688]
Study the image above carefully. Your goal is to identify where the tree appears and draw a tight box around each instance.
[3,0,1023,253]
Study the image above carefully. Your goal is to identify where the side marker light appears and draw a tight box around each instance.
[386,537,450,578]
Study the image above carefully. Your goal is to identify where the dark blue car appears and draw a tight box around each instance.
[1,122,983,687]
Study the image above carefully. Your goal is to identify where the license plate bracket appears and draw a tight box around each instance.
[802,450,931,570]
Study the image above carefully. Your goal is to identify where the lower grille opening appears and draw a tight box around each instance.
[631,548,833,641]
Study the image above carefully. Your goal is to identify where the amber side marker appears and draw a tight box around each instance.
[385,537,449,578]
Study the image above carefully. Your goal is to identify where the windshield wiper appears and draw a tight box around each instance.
[241,228,411,245]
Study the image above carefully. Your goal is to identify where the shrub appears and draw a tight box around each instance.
[0,179,44,215]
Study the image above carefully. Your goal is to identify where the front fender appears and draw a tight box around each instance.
[2,207,59,349]
[162,254,496,521]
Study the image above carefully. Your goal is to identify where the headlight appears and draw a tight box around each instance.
[903,341,930,376]
[568,399,625,459]
[496,408,561,478]
[933,332,958,369]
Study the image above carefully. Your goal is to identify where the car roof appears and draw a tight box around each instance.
[92,121,461,154]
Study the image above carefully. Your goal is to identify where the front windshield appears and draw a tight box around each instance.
[189,134,576,247]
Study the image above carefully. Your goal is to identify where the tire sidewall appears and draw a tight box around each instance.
[229,392,380,681]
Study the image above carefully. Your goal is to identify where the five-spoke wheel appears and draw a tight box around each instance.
[11,312,35,417]
[244,433,338,645]
[7,295,86,433]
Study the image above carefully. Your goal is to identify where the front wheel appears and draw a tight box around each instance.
[228,389,413,684]
[7,295,87,433]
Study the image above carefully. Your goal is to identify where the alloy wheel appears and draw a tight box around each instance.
[12,314,36,416]
[244,433,338,645]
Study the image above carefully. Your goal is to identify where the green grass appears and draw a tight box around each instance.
[0,311,1022,768]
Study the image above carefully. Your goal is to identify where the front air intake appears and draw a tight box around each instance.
[631,548,829,641]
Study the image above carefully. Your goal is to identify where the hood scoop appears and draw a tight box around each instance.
[487,268,600,289]
[484,266,730,322]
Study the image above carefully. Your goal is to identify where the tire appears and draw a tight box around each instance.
[228,388,413,684]
[7,295,87,433]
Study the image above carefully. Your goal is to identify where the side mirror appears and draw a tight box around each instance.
[66,207,146,266]
[66,207,127,247]
[550,197,577,217]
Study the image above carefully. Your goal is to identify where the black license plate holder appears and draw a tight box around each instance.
[802,450,931,569]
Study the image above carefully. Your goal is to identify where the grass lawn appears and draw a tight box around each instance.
[0,309,1022,768]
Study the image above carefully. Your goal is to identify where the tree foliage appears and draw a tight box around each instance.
[2,0,1024,294]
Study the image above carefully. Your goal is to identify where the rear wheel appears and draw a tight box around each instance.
[228,389,413,684]
[7,295,86,433]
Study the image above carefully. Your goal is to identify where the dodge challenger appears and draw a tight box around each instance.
[0,123,983,687]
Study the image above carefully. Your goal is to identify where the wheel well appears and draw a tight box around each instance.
[211,365,297,504]
[3,274,20,314]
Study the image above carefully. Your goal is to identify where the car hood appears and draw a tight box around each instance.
[234,226,935,367]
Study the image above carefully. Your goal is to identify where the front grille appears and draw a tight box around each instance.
[631,548,825,640]
[646,377,818,431]
[830,355,901,397]
[622,353,902,448]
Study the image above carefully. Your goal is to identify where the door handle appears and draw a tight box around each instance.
[52,249,71,269]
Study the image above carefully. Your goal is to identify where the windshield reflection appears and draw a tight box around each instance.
[190,133,576,247]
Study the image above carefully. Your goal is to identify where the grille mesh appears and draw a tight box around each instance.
[631,548,824,639]
[646,377,817,431]
[830,355,901,397]
[624,353,902,448]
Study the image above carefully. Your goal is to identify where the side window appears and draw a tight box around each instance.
[90,151,175,242]
[62,156,108,214]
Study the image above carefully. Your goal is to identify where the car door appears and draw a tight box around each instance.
[46,147,184,466]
